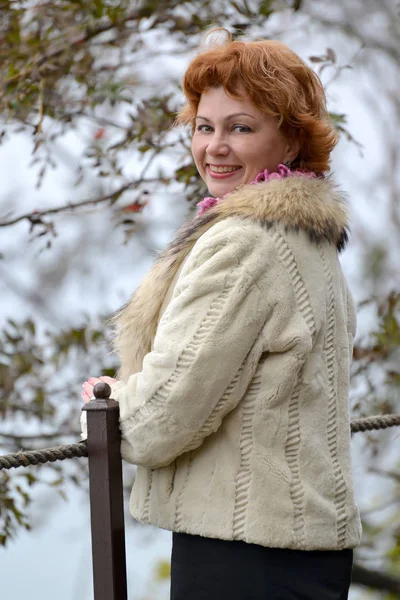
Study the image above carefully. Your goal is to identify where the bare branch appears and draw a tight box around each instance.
[0,177,163,228]
[0,431,79,443]
[369,467,400,483]
[360,495,400,517]
[308,3,400,64]
[292,0,303,11]
[352,563,400,595]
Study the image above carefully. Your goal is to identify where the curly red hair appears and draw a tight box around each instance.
[177,30,337,173]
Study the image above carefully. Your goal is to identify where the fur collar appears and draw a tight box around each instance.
[112,175,349,380]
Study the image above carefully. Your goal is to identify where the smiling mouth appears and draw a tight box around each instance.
[207,165,242,174]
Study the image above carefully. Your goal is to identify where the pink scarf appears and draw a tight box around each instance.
[196,164,317,216]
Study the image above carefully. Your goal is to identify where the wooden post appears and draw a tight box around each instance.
[82,382,128,600]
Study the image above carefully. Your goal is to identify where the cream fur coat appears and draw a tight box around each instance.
[85,174,362,550]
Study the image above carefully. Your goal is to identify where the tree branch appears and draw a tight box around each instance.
[1,0,187,94]
[369,467,400,483]
[360,495,400,517]
[308,4,400,64]
[0,430,79,443]
[292,0,303,11]
[352,562,400,596]
[1,11,139,92]
[0,177,163,228]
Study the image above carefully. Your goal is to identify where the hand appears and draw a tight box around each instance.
[81,376,117,403]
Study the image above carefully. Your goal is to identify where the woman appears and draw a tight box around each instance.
[82,30,361,600]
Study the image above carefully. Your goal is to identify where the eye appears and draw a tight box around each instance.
[232,125,252,133]
[196,124,213,132]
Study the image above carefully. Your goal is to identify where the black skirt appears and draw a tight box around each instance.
[170,532,353,600]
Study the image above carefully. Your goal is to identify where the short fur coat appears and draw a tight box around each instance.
[90,175,362,550]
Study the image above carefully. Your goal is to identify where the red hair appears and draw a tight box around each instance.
[177,30,338,173]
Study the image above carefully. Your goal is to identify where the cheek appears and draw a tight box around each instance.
[250,135,286,164]
[191,136,204,166]
[238,140,269,166]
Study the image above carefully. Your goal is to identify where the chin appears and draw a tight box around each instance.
[206,173,248,198]
[208,182,237,198]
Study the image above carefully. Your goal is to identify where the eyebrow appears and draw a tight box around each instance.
[195,113,256,122]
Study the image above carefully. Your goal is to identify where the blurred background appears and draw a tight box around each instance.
[0,1,399,598]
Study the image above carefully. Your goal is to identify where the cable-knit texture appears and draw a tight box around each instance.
[233,370,262,539]
[285,387,306,549]
[174,453,195,531]
[141,471,153,522]
[272,230,317,549]
[109,179,362,551]
[124,281,234,434]
[271,230,316,339]
[185,362,245,452]
[320,246,348,549]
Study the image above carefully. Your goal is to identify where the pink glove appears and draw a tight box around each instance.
[81,376,117,403]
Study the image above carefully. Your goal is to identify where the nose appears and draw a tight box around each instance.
[206,132,229,157]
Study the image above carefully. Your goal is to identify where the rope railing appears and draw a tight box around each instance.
[1,383,400,600]
[1,411,400,471]
[350,414,400,433]
[0,440,87,470]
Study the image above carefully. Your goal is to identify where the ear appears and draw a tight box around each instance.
[284,138,301,164]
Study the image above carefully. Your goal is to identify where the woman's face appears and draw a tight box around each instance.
[192,86,298,197]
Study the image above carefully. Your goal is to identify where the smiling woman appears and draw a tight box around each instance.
[191,87,299,198]
[81,28,360,600]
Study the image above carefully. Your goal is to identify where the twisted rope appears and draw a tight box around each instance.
[0,415,399,471]
[351,414,400,433]
[0,441,87,471]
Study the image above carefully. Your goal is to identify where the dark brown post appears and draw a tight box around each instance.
[82,382,128,600]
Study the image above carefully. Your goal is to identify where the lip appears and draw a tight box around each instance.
[206,165,243,179]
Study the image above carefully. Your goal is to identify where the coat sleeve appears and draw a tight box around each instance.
[113,221,269,468]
